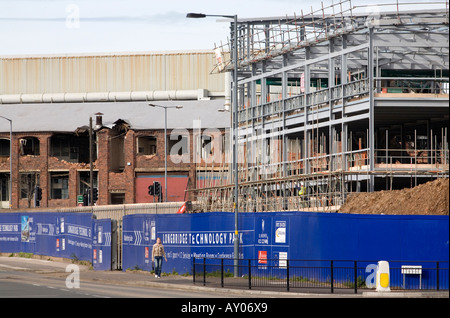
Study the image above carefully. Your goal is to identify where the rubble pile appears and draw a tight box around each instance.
[339,178,449,215]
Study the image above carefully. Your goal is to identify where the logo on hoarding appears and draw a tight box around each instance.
[258,219,268,245]
[161,231,242,246]
[258,251,267,264]
[275,221,286,244]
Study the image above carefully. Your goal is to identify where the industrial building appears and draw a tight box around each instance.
[0,51,229,209]
[1,1,448,213]
[193,1,449,212]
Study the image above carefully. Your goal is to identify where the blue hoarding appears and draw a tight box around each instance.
[0,212,93,262]
[122,212,449,281]
[2,210,448,286]
[122,213,251,274]
[0,213,21,253]
[93,218,112,271]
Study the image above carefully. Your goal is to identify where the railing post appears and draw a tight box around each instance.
[354,261,358,294]
[330,260,334,294]
[248,259,252,290]
[203,257,206,286]
[436,261,440,291]
[286,260,290,292]
[221,258,224,288]
[193,257,196,284]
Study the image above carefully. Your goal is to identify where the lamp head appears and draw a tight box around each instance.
[186,13,206,18]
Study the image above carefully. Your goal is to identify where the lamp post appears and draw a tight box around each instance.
[148,104,183,202]
[89,116,94,206]
[0,116,12,208]
[187,12,240,277]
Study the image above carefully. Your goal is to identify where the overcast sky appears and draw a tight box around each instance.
[0,0,443,55]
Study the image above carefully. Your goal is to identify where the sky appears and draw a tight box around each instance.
[0,0,443,55]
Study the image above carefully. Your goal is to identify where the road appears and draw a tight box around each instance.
[0,272,223,298]
[0,256,238,298]
[2,256,447,302]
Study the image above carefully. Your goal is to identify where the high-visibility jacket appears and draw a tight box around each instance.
[298,186,305,196]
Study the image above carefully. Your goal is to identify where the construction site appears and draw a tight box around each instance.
[193,0,449,213]
[0,1,447,279]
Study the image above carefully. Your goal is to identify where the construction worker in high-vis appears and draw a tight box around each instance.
[296,181,306,208]
[298,182,306,196]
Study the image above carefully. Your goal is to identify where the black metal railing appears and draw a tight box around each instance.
[192,258,449,294]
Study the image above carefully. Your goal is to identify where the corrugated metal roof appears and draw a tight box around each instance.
[0,51,225,95]
[0,100,230,133]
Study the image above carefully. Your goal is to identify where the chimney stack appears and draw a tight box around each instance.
[95,112,104,130]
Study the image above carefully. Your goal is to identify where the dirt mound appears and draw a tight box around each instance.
[339,178,449,215]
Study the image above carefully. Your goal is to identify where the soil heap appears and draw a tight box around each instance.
[338,178,449,215]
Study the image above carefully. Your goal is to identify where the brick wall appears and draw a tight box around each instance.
[0,128,200,208]
[0,125,204,209]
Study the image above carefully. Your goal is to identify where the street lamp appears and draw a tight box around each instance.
[0,116,12,209]
[88,113,103,206]
[187,12,240,277]
[148,104,183,202]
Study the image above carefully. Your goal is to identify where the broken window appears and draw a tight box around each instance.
[51,134,70,158]
[0,139,10,158]
[137,136,157,155]
[0,173,9,207]
[110,135,125,172]
[78,171,98,196]
[199,131,224,164]
[19,137,40,156]
[110,192,125,205]
[50,133,93,164]
[50,172,69,199]
[20,173,40,207]
[110,119,130,172]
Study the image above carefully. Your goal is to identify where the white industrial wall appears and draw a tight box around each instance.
[0,50,225,94]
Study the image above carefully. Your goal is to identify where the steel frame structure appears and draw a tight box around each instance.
[195,0,449,212]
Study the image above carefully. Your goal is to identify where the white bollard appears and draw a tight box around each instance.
[376,261,391,292]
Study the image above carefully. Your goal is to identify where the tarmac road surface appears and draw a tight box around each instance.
[0,256,239,298]
[0,256,448,302]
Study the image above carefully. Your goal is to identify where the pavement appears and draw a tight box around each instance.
[1,255,449,298]
[79,270,450,298]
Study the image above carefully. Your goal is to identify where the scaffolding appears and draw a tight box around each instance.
[194,0,449,212]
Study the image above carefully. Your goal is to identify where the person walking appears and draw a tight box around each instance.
[152,237,167,278]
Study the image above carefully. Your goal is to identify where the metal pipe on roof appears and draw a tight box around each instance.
[0,89,216,104]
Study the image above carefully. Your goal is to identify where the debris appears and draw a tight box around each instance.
[339,178,449,215]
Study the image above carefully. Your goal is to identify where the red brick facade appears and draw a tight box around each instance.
[0,126,202,209]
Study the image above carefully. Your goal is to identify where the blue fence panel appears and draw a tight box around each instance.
[3,210,448,286]
[122,211,449,291]
[0,213,21,253]
[93,219,112,271]
[122,214,153,272]
[33,213,58,257]
[122,213,249,274]
[0,212,93,263]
